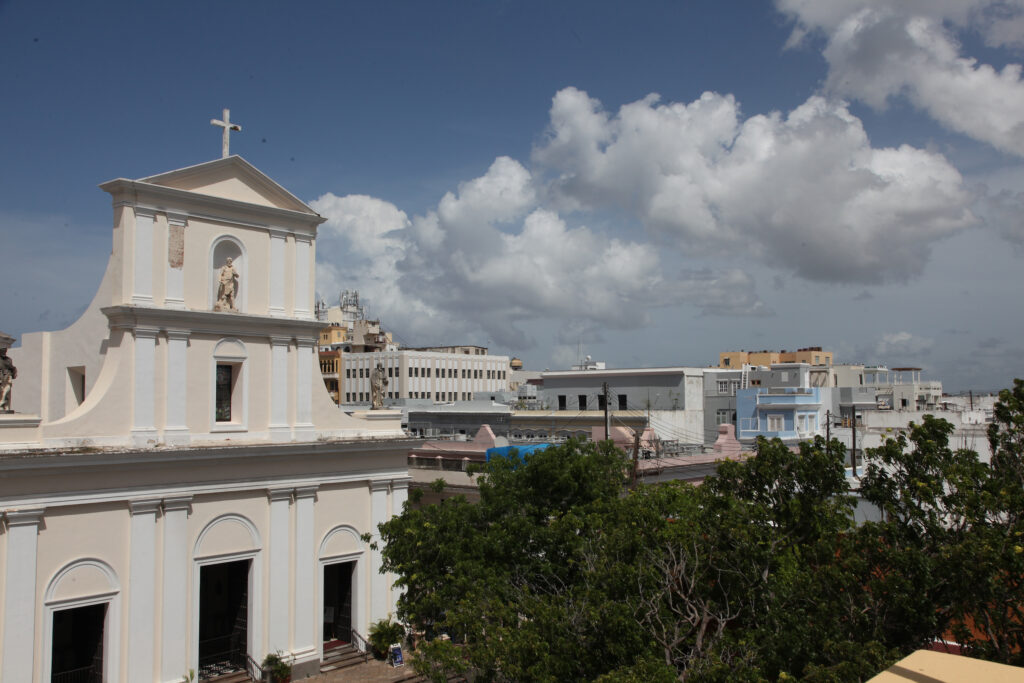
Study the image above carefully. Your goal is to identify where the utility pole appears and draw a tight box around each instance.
[851,412,858,477]
[631,424,642,486]
[603,382,611,442]
[826,410,831,458]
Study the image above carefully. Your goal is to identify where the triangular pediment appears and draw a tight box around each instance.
[137,156,316,214]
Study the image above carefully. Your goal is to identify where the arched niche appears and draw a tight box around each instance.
[318,524,364,559]
[45,558,120,604]
[43,558,121,683]
[213,338,247,362]
[210,236,246,312]
[194,513,261,558]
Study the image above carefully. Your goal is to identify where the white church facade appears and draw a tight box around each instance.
[0,155,413,681]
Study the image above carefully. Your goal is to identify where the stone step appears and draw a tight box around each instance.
[202,670,252,683]
[320,644,370,673]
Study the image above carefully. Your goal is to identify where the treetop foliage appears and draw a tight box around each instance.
[378,381,1024,682]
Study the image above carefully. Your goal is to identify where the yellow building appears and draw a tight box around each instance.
[719,347,833,368]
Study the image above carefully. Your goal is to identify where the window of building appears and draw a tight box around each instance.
[716,408,732,425]
[717,380,729,394]
[215,363,235,422]
[767,414,783,432]
[730,380,740,395]
[618,394,627,410]
[66,366,86,410]
[212,339,247,429]
[578,395,587,410]
[558,395,567,410]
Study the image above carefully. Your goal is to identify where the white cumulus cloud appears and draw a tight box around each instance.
[534,87,976,283]
[312,155,767,352]
[776,0,1024,157]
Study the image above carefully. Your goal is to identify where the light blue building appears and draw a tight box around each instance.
[735,363,834,443]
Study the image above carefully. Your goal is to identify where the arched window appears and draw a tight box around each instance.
[43,559,122,683]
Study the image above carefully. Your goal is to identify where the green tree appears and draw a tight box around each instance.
[378,383,1024,680]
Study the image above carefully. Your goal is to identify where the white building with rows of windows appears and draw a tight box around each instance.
[340,349,510,404]
[0,156,413,682]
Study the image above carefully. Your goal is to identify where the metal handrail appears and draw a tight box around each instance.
[350,630,371,663]
[51,664,102,683]
[244,653,264,682]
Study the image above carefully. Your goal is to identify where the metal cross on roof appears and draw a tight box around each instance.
[210,108,242,158]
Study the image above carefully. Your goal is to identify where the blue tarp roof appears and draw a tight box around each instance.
[485,444,552,462]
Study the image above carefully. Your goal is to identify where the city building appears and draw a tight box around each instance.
[0,156,412,681]
[719,346,833,369]
[338,348,510,405]
[538,365,706,449]
[702,368,743,444]
[735,364,833,443]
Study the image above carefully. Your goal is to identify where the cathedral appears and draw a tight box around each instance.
[0,152,412,681]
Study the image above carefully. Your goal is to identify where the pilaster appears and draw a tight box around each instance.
[1,508,44,683]
[292,486,318,668]
[267,488,293,653]
[164,330,190,446]
[165,212,188,309]
[131,327,160,445]
[269,336,291,442]
[160,496,192,682]
[295,338,315,441]
[127,499,161,682]
[132,208,155,304]
[389,480,410,615]
[268,230,287,315]
[369,481,390,623]
[293,236,312,319]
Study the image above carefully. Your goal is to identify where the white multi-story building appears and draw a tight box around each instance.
[340,349,511,404]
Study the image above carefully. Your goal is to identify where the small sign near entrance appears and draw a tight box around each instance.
[389,643,404,668]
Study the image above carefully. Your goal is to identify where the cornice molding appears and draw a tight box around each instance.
[103,305,324,340]
[128,499,162,515]
[267,487,294,503]
[162,495,194,513]
[4,507,46,526]
[101,179,324,234]
[294,485,319,500]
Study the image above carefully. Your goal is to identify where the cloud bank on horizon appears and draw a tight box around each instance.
[312,0,1024,366]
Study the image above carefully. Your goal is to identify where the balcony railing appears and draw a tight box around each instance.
[51,665,102,683]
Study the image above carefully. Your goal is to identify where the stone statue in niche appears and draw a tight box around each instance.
[215,257,239,311]
[0,348,17,412]
[370,362,388,410]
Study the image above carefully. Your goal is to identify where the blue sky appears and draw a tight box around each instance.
[1,0,1023,392]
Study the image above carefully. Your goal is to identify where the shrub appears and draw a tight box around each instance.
[369,618,405,659]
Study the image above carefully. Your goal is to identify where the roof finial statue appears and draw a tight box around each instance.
[210,108,242,158]
[0,344,17,413]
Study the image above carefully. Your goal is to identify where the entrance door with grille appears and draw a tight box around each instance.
[198,559,249,680]
[323,561,355,646]
[51,602,106,683]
